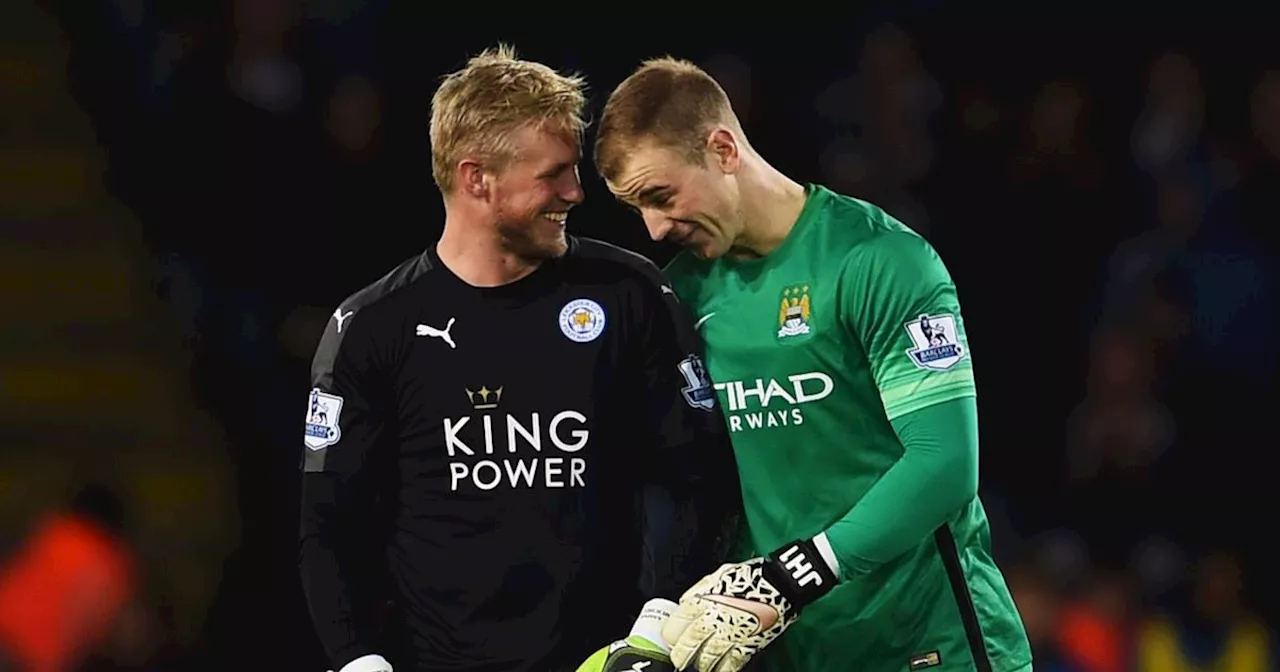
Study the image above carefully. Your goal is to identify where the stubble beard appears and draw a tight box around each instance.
[495,209,567,263]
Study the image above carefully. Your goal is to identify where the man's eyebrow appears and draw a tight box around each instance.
[634,185,670,203]
[537,161,575,178]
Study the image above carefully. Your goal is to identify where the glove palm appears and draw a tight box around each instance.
[661,559,795,672]
[661,538,839,672]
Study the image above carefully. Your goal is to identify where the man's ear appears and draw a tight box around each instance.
[706,127,741,175]
[458,159,488,198]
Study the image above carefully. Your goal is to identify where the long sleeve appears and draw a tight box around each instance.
[824,228,980,577]
[299,304,392,670]
[632,265,743,598]
[823,397,979,575]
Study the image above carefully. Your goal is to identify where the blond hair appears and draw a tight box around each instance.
[594,57,740,183]
[429,44,587,192]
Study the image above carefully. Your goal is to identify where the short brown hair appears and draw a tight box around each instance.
[594,57,739,183]
[430,44,587,192]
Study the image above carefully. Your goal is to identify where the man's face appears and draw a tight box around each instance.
[606,144,741,260]
[487,124,584,261]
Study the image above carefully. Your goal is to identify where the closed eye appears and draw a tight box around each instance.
[637,186,673,209]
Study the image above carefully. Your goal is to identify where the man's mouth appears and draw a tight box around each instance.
[542,211,568,224]
[669,223,698,245]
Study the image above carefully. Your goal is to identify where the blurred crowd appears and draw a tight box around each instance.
[2,1,1276,670]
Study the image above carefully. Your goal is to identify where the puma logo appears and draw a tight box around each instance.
[415,318,456,349]
[333,309,354,333]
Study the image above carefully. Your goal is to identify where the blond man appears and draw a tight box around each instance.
[595,58,1032,672]
[300,47,740,672]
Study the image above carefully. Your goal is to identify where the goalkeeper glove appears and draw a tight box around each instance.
[330,653,393,672]
[574,598,678,672]
[661,536,840,672]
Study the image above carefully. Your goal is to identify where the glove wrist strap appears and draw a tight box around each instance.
[763,538,839,610]
[629,598,676,653]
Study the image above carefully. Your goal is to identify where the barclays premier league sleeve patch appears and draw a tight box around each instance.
[304,388,344,450]
[677,354,716,410]
[903,313,965,371]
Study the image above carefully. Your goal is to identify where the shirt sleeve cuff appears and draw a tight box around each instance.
[811,531,841,580]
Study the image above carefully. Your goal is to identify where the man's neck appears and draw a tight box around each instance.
[437,211,541,288]
[729,157,808,259]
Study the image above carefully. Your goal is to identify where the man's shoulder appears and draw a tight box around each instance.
[647,250,728,318]
[662,248,709,279]
[333,249,437,327]
[812,184,892,222]
[310,250,436,375]
[568,236,671,294]
[806,186,940,268]
[810,185,916,245]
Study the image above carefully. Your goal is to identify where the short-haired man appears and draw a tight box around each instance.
[595,58,1032,672]
[300,47,739,672]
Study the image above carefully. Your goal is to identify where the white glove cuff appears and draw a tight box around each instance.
[337,653,393,672]
[631,598,678,653]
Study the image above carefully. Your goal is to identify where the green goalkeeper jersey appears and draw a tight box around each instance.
[665,185,1031,672]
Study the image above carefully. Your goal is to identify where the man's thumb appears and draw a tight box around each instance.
[661,601,699,648]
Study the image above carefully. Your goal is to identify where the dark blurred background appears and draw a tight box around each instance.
[1,1,1276,670]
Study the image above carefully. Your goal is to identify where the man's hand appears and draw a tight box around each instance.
[575,598,678,672]
[660,538,839,672]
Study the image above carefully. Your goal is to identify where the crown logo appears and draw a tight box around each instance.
[465,385,503,410]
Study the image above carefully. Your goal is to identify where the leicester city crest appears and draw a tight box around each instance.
[904,313,966,371]
[559,298,607,343]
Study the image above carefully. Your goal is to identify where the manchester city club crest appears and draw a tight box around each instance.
[559,298,607,343]
[777,283,813,340]
[304,388,344,450]
[904,313,966,370]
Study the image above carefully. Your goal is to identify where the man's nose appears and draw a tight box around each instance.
[560,169,584,205]
[642,211,673,242]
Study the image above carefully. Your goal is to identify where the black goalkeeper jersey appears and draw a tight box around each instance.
[299,237,738,672]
